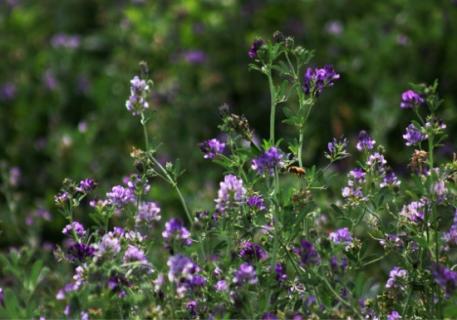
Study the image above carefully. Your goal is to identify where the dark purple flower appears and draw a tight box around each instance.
[356,130,375,151]
[76,178,96,193]
[248,39,264,59]
[162,218,192,246]
[239,241,268,261]
[182,50,207,64]
[400,90,424,109]
[381,171,401,188]
[251,147,283,176]
[215,174,246,213]
[387,310,401,320]
[262,312,278,320]
[66,243,95,262]
[247,194,266,211]
[303,65,340,96]
[293,239,320,266]
[275,263,287,282]
[432,264,457,297]
[199,138,225,159]
[329,227,353,248]
[233,263,258,286]
[403,124,427,146]
[107,275,128,298]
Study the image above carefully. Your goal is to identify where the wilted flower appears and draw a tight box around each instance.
[400,90,423,109]
[403,124,427,146]
[162,218,192,246]
[215,174,246,213]
[303,65,340,97]
[233,263,258,286]
[356,131,375,151]
[251,147,283,176]
[199,138,225,159]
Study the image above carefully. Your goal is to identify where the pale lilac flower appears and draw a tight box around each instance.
[62,221,86,237]
[76,178,96,193]
[123,245,147,264]
[162,218,192,246]
[387,310,401,320]
[136,201,161,224]
[106,185,135,207]
[233,263,258,285]
[400,199,427,223]
[97,232,121,257]
[215,174,246,213]
[215,280,228,292]
[386,267,408,289]
[329,227,353,248]
[125,75,150,116]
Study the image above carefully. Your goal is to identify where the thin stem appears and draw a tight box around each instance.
[267,70,277,144]
[298,129,304,167]
[141,113,149,150]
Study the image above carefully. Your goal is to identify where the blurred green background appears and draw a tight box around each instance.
[1,0,456,245]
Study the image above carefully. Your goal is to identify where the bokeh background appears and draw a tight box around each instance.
[1,0,456,246]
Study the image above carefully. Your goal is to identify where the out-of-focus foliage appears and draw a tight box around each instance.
[0,0,456,245]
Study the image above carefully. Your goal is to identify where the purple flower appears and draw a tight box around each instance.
[385,267,408,290]
[215,280,228,292]
[387,311,401,320]
[0,82,16,101]
[262,312,279,320]
[76,178,96,193]
[125,75,150,116]
[182,50,207,64]
[233,263,258,286]
[106,185,135,207]
[293,239,320,266]
[251,147,283,176]
[167,255,205,296]
[123,245,148,264]
[136,201,161,224]
[66,243,95,262]
[162,218,192,246]
[400,199,427,223]
[326,137,349,160]
[248,39,264,59]
[432,264,457,297]
[330,256,348,274]
[349,168,365,182]
[329,228,353,248]
[247,194,266,211]
[62,221,86,237]
[0,287,3,306]
[400,90,424,109]
[239,241,268,261]
[356,131,375,151]
[275,263,287,282]
[215,174,246,213]
[403,124,427,146]
[381,171,401,188]
[302,65,340,97]
[199,138,225,159]
[50,33,81,49]
[366,152,387,168]
[443,210,457,246]
[186,300,198,316]
[26,208,51,226]
[96,232,121,257]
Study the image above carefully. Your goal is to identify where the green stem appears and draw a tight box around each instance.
[267,70,277,144]
[141,113,149,150]
[428,134,434,169]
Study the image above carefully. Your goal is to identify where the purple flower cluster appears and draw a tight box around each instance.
[385,266,408,290]
[233,263,258,286]
[62,221,86,237]
[51,33,81,49]
[400,90,424,109]
[342,168,365,201]
[76,178,96,193]
[293,240,320,266]
[123,245,148,265]
[239,241,268,261]
[199,138,225,159]
[387,311,401,320]
[400,199,427,223]
[356,131,376,151]
[275,263,288,282]
[403,124,427,146]
[215,174,246,213]
[167,255,206,296]
[96,232,121,257]
[303,65,340,97]
[136,201,161,224]
[246,194,266,211]
[432,264,457,297]
[248,39,264,59]
[162,218,192,246]
[251,147,283,176]
[66,243,95,262]
[330,256,348,274]
[329,227,353,248]
[125,76,150,116]
[106,185,136,208]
